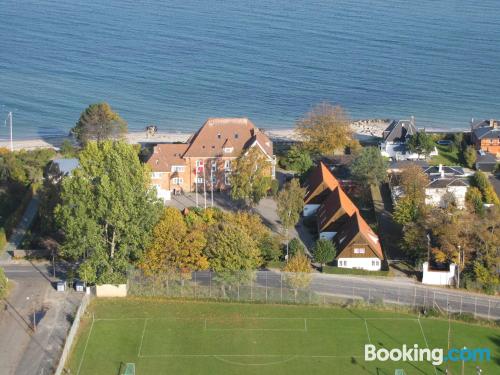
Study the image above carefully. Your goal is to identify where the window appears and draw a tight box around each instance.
[234,133,239,139]
[151,172,164,179]
[372,260,379,266]
[353,248,365,254]
[171,166,185,173]
[224,147,234,153]
[217,132,221,139]
[211,162,217,171]
[172,177,183,185]
[339,260,347,266]
[211,175,216,184]
[224,174,230,186]
[224,160,231,170]
[196,177,203,184]
[196,160,203,167]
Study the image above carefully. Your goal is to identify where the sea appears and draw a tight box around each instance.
[1,0,500,140]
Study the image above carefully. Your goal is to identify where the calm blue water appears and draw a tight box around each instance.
[1,0,500,140]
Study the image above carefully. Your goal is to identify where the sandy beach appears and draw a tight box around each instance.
[0,120,389,151]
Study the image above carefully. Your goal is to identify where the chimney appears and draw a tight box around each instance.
[492,119,498,129]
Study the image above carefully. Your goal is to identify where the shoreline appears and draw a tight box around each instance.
[0,120,469,151]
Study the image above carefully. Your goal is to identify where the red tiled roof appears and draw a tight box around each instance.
[317,186,358,232]
[183,118,273,158]
[304,162,340,205]
[335,212,383,260]
[146,143,188,172]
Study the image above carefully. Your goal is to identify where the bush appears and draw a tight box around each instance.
[322,266,390,277]
[259,234,282,262]
[279,145,313,174]
[269,179,279,197]
[0,228,6,252]
[288,238,305,257]
[0,267,7,298]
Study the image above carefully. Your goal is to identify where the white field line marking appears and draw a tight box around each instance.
[139,353,364,358]
[364,319,372,345]
[418,318,438,375]
[94,317,418,321]
[204,328,306,332]
[76,316,95,375]
[137,318,149,358]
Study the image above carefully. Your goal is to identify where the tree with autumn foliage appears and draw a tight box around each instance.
[283,253,313,297]
[230,147,272,206]
[296,102,354,156]
[140,207,209,278]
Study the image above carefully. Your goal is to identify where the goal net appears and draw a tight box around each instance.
[121,363,135,375]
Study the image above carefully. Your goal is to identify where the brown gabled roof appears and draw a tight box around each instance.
[335,212,384,260]
[146,143,188,172]
[183,118,273,158]
[303,162,340,205]
[317,186,358,232]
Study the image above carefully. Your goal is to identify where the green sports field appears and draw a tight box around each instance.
[67,298,499,375]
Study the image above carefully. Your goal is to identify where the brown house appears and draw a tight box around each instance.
[146,118,275,201]
[316,186,358,239]
[471,119,500,156]
[303,162,340,216]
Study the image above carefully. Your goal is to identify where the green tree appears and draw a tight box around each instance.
[60,139,78,157]
[230,147,272,206]
[280,145,313,174]
[55,141,162,284]
[259,233,282,262]
[462,146,477,169]
[0,267,7,298]
[276,178,305,257]
[204,222,262,287]
[470,171,500,205]
[283,253,313,298]
[394,196,422,226]
[407,132,435,158]
[296,102,353,156]
[313,239,336,271]
[288,238,305,257]
[350,147,389,185]
[72,103,127,145]
[465,187,484,215]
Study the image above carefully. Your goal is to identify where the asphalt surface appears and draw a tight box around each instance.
[0,262,83,375]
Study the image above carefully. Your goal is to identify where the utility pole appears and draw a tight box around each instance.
[456,245,461,288]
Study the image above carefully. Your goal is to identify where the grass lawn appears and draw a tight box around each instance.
[67,299,499,375]
[430,144,463,166]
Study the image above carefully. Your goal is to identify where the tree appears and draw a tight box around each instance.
[283,253,313,298]
[288,238,306,257]
[296,103,353,156]
[276,178,305,258]
[204,222,262,287]
[393,196,421,226]
[0,267,7,298]
[465,187,484,215]
[280,145,313,175]
[470,171,500,205]
[401,221,428,264]
[230,147,272,206]
[259,233,282,262]
[407,132,435,158]
[140,207,209,278]
[313,239,336,271]
[462,146,477,169]
[55,141,162,284]
[72,103,127,145]
[60,139,78,157]
[350,147,389,185]
[399,164,429,204]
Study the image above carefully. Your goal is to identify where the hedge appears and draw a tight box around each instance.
[323,266,390,277]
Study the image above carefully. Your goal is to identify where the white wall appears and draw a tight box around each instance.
[154,186,171,202]
[425,186,467,209]
[422,262,456,286]
[303,204,320,217]
[337,257,382,271]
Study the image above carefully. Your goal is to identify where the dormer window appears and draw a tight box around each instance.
[234,133,239,139]
[224,147,233,153]
[217,133,221,139]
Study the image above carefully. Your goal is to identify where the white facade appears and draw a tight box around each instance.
[303,204,320,217]
[337,257,382,271]
[425,186,467,209]
[381,142,438,160]
[422,262,456,286]
[153,184,171,202]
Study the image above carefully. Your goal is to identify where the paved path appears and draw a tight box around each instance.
[0,262,82,375]
[1,196,39,261]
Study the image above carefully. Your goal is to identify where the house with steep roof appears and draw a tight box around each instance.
[303,162,339,216]
[146,118,275,201]
[334,211,384,271]
[471,119,500,156]
[303,162,384,271]
[316,186,357,240]
[380,118,437,160]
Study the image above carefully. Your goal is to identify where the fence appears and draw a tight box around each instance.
[54,293,93,375]
[128,269,500,321]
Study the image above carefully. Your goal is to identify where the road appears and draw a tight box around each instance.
[0,262,82,375]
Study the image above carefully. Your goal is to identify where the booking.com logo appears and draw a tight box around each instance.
[365,344,491,366]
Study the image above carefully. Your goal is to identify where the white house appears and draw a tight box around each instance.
[380,118,437,160]
[422,262,456,286]
[423,165,470,209]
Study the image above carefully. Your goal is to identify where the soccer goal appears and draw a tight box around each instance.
[120,362,135,375]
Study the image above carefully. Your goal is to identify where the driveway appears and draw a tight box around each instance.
[0,261,83,375]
